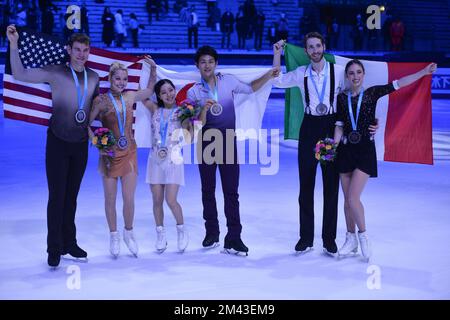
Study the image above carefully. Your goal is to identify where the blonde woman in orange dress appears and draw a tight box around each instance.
[88,57,156,258]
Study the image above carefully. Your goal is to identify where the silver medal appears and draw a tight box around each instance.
[75,110,86,124]
[316,103,328,115]
[117,136,128,150]
[210,103,223,116]
[157,147,168,160]
[348,131,361,144]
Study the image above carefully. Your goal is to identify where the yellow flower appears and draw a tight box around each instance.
[315,153,320,160]
[92,136,98,145]
[101,136,108,145]
[326,145,332,150]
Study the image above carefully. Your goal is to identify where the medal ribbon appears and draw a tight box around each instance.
[159,107,176,148]
[309,61,328,106]
[347,88,364,132]
[108,92,127,138]
[70,65,88,112]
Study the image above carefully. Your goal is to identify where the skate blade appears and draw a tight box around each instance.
[323,248,338,258]
[48,265,60,270]
[221,248,248,256]
[177,240,189,253]
[177,246,188,253]
[337,251,358,259]
[156,247,167,254]
[61,255,88,263]
[202,242,220,250]
[295,247,313,255]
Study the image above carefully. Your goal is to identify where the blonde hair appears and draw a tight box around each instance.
[108,62,128,83]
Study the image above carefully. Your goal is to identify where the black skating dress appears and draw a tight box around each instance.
[335,82,398,178]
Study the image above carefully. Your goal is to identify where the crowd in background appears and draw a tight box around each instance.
[0,0,410,52]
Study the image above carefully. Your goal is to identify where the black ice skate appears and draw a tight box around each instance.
[223,238,249,256]
[202,234,219,249]
[62,244,88,262]
[294,238,313,255]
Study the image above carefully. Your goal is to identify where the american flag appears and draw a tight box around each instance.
[3,27,144,127]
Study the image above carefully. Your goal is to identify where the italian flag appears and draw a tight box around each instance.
[284,43,434,165]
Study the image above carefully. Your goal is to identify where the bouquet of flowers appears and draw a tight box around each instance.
[315,138,337,164]
[92,128,116,170]
[177,98,201,123]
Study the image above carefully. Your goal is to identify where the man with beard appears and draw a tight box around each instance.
[271,32,377,256]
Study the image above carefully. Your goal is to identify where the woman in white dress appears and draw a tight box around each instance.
[144,75,207,253]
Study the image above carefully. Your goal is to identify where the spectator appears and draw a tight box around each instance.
[220,8,234,49]
[146,0,161,25]
[328,18,339,51]
[41,5,54,35]
[187,5,199,49]
[129,13,139,48]
[277,13,289,41]
[267,22,277,46]
[390,17,405,51]
[236,6,246,49]
[254,9,265,50]
[80,2,89,36]
[382,12,393,51]
[102,7,115,47]
[210,5,221,32]
[352,14,365,51]
[243,0,256,40]
[114,9,127,48]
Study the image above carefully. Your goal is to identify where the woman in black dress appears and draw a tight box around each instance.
[333,59,436,261]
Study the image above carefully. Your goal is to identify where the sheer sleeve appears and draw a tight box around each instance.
[335,94,346,127]
[366,82,398,101]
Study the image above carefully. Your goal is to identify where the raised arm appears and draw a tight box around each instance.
[272,39,285,68]
[143,99,158,113]
[7,25,51,83]
[251,67,280,92]
[271,40,303,89]
[132,55,158,103]
[397,63,437,88]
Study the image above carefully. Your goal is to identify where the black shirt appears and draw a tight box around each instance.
[336,83,397,143]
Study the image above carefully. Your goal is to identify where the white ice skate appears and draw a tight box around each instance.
[358,231,372,262]
[338,232,358,258]
[155,226,167,253]
[176,224,189,253]
[123,228,139,257]
[110,231,120,258]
